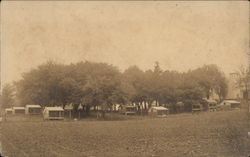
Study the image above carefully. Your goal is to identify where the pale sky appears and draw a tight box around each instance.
[1,1,249,86]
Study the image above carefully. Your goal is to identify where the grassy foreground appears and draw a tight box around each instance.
[1,110,249,157]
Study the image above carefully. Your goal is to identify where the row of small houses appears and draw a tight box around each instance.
[4,104,168,120]
[4,105,66,120]
[3,99,241,120]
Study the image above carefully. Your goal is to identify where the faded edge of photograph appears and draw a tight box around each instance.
[0,1,250,157]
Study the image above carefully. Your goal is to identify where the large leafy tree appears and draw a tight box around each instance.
[0,84,15,109]
[122,65,146,104]
[81,62,121,111]
[16,61,79,107]
[234,66,250,100]
[191,64,228,100]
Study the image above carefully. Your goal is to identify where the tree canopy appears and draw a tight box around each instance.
[9,61,228,113]
[0,84,15,109]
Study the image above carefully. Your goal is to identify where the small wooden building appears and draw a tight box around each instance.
[148,106,169,117]
[5,108,13,115]
[192,104,203,114]
[224,100,241,109]
[206,99,217,111]
[12,107,25,114]
[43,107,64,120]
[119,105,137,115]
[25,105,42,115]
[218,100,241,111]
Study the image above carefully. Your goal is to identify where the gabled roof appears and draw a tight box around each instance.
[26,104,41,108]
[223,100,240,104]
[78,104,84,110]
[44,107,64,111]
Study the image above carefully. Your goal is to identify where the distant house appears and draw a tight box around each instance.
[207,99,217,111]
[25,105,42,115]
[5,108,13,115]
[202,98,217,111]
[217,100,241,110]
[148,106,169,117]
[119,105,137,115]
[12,107,25,114]
[192,103,203,114]
[43,107,64,120]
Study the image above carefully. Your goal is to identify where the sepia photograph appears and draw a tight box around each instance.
[0,1,249,157]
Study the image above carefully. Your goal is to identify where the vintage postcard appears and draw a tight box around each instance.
[0,1,249,157]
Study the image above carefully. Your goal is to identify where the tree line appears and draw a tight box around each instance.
[0,61,228,114]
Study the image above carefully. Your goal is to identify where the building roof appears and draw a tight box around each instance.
[151,106,168,110]
[26,104,41,108]
[44,107,64,111]
[5,108,13,111]
[223,100,240,104]
[12,107,25,110]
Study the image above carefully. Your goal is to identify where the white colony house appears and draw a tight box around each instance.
[219,100,241,109]
[148,106,169,117]
[12,107,25,114]
[5,108,13,115]
[25,104,42,115]
[43,107,64,120]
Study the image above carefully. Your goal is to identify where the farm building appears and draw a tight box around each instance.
[5,108,13,115]
[12,107,25,114]
[148,106,169,117]
[43,107,64,120]
[192,103,203,114]
[217,100,241,110]
[119,105,137,115]
[25,105,42,115]
[208,100,217,111]
[202,99,217,111]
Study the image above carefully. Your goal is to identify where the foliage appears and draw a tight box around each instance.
[234,66,250,100]
[0,84,15,109]
[12,61,228,115]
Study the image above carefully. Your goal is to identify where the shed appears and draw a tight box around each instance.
[218,100,241,110]
[5,108,13,115]
[192,103,203,114]
[120,105,137,115]
[148,106,169,117]
[12,107,25,114]
[204,99,217,111]
[25,105,42,115]
[43,107,64,120]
